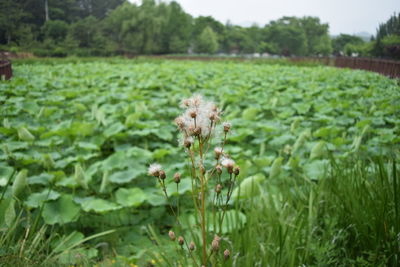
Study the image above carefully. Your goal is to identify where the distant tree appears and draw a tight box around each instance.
[161,1,192,53]
[42,20,69,43]
[223,25,255,54]
[0,0,28,44]
[264,17,307,56]
[76,0,126,19]
[192,16,225,48]
[373,13,400,59]
[102,2,140,53]
[196,26,218,54]
[104,0,168,54]
[299,16,332,55]
[332,34,364,55]
[68,16,105,48]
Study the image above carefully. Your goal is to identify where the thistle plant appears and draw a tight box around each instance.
[148,94,239,266]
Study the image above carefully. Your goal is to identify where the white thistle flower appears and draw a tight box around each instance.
[221,157,235,169]
[148,163,162,177]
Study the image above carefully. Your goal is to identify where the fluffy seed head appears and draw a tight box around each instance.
[209,111,220,122]
[168,230,176,241]
[189,241,196,251]
[148,163,162,177]
[175,94,220,139]
[174,116,185,130]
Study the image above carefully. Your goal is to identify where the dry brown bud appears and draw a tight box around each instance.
[174,172,181,183]
[224,249,230,260]
[189,241,196,251]
[227,166,234,174]
[184,139,192,148]
[178,236,184,246]
[209,112,216,121]
[215,184,222,194]
[233,166,240,176]
[168,230,176,241]
[159,170,166,180]
[174,116,185,130]
[193,126,201,136]
[211,239,220,251]
[190,110,197,118]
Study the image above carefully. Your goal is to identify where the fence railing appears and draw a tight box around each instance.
[290,56,400,78]
[0,60,12,80]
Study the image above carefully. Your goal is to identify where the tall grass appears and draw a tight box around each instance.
[229,156,399,266]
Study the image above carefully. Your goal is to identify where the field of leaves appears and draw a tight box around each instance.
[0,59,399,266]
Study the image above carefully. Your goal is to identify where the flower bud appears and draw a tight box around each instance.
[178,236,184,246]
[233,166,240,176]
[221,158,235,174]
[224,249,230,260]
[189,241,196,251]
[174,172,181,183]
[168,230,176,241]
[159,170,166,180]
[211,239,219,251]
[216,165,222,175]
[223,122,231,133]
[214,147,223,160]
[213,235,221,242]
[215,184,222,194]
[199,164,205,175]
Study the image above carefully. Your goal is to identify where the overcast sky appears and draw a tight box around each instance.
[130,0,399,35]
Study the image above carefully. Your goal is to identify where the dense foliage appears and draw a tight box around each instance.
[1,1,398,59]
[0,59,399,266]
[0,0,333,56]
[373,13,400,59]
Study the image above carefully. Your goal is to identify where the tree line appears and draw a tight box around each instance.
[0,0,398,59]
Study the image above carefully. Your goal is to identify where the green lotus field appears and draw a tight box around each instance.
[0,59,399,266]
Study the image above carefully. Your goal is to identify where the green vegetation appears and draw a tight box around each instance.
[1,1,399,59]
[0,59,400,266]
